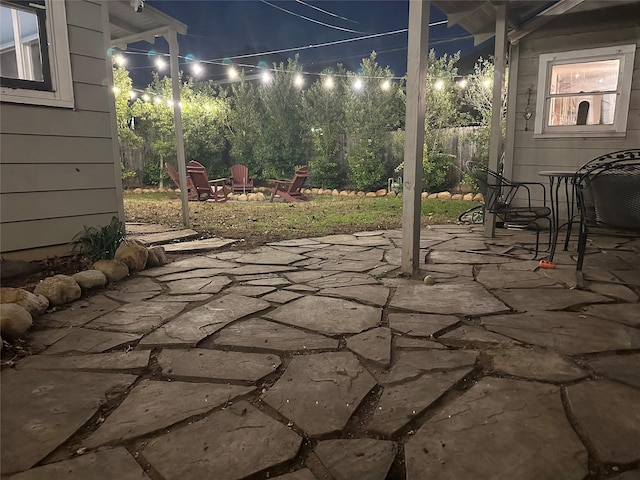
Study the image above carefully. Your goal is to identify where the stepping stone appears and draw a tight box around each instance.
[6,447,149,480]
[405,377,588,480]
[566,379,640,464]
[214,318,338,351]
[235,247,306,265]
[436,238,488,251]
[313,234,390,247]
[582,303,640,327]
[388,313,458,337]
[86,301,186,334]
[423,264,474,277]
[162,238,236,252]
[588,353,640,388]
[43,329,141,354]
[126,222,172,234]
[395,337,446,349]
[85,380,253,447]
[262,352,377,436]
[609,470,640,480]
[27,328,73,350]
[283,270,340,283]
[156,268,230,282]
[157,348,280,382]
[105,277,162,302]
[486,347,588,382]
[272,469,317,480]
[246,277,291,287]
[492,287,610,311]
[0,370,136,475]
[585,282,638,302]
[265,296,381,335]
[285,284,319,293]
[611,269,640,285]
[319,285,390,307]
[312,259,381,272]
[36,295,120,328]
[438,325,516,347]
[269,238,322,247]
[389,283,509,316]
[427,250,512,264]
[129,229,198,245]
[475,268,559,289]
[142,402,302,480]
[140,294,270,347]
[369,368,472,436]
[226,286,276,296]
[166,276,231,295]
[314,438,396,480]
[262,290,303,304]
[483,311,640,354]
[229,264,296,276]
[140,256,237,277]
[307,248,384,262]
[150,293,212,302]
[346,327,391,365]
[386,350,477,384]
[16,350,150,373]
[307,272,378,288]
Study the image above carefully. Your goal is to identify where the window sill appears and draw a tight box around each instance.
[1,86,74,109]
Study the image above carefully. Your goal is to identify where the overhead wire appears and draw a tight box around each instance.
[294,0,360,24]
[258,0,365,34]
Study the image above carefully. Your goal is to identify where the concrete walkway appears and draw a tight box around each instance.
[2,225,639,479]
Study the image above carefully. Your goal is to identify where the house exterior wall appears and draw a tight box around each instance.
[507,5,640,209]
[0,0,122,261]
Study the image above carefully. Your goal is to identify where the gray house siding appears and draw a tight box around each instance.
[0,0,121,260]
[507,6,640,212]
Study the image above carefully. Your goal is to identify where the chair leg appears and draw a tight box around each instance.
[575,224,588,289]
[270,187,278,203]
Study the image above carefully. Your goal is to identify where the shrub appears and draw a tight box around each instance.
[71,216,126,261]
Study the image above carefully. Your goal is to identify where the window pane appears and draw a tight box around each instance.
[548,94,617,126]
[0,4,44,82]
[549,60,620,95]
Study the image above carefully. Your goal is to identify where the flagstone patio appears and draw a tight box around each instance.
[2,225,639,479]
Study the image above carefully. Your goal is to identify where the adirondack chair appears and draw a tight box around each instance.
[269,166,310,202]
[186,160,230,202]
[230,164,254,193]
[166,163,198,200]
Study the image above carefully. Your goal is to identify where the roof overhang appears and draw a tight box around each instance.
[108,1,187,49]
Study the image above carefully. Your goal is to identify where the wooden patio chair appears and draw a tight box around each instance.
[573,149,640,288]
[269,166,310,203]
[230,164,254,193]
[166,163,198,200]
[186,160,230,202]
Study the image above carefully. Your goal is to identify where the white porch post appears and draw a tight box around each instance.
[166,28,191,228]
[401,0,430,276]
[484,3,507,238]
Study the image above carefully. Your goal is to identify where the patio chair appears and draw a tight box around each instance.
[269,166,310,202]
[573,149,640,288]
[230,164,254,193]
[166,163,198,201]
[186,160,230,202]
[465,161,552,258]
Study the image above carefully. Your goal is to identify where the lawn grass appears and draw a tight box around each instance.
[124,191,477,246]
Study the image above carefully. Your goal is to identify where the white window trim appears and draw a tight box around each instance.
[0,0,74,108]
[534,44,635,138]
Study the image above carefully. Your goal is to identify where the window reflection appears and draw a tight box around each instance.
[0,3,45,82]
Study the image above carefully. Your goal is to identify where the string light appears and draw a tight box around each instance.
[294,73,304,88]
[261,71,273,84]
[324,76,334,90]
[434,79,444,90]
[228,67,239,80]
[192,63,203,76]
[155,58,167,71]
[457,79,468,88]
[352,78,363,91]
[381,79,391,91]
[129,91,137,99]
[114,54,126,67]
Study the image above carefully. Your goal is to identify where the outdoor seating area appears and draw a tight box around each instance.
[2,224,639,479]
[270,165,310,202]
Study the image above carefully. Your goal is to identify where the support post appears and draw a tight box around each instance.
[166,28,190,228]
[401,0,430,276]
[484,3,507,238]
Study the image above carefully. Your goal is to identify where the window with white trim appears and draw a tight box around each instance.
[0,0,74,107]
[534,45,635,137]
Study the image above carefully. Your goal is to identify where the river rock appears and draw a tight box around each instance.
[93,259,129,282]
[33,275,81,306]
[0,287,49,317]
[0,303,33,340]
[146,246,168,268]
[72,270,108,290]
[115,241,149,272]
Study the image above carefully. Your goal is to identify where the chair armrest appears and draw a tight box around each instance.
[270,179,292,186]
[503,180,547,207]
[209,177,230,185]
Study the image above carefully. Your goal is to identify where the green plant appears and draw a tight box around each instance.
[71,216,126,261]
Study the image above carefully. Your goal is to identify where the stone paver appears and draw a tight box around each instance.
[235,247,306,265]
[214,318,338,351]
[162,238,236,252]
[306,247,385,262]
[566,380,640,464]
[395,337,446,349]
[475,268,560,289]
[140,294,270,346]
[388,312,459,337]
[165,276,231,295]
[587,353,640,388]
[43,328,141,354]
[581,303,640,327]
[438,325,516,347]
[262,290,303,304]
[7,447,149,480]
[389,282,509,316]
[483,311,640,354]
[86,301,187,333]
[314,439,396,480]
[346,327,391,365]
[130,229,198,245]
[386,350,477,384]
[307,272,378,288]
[85,380,254,447]
[427,250,512,264]
[405,377,588,480]
[36,294,120,328]
[157,348,280,382]
[142,402,302,480]
[140,257,238,277]
[262,352,377,436]
[369,368,472,436]
[226,285,276,296]
[246,277,291,286]
[155,268,230,282]
[16,350,150,372]
[492,287,610,311]
[486,347,588,382]
[265,296,381,335]
[318,285,390,307]
[104,277,162,302]
[272,469,317,480]
[1,370,136,475]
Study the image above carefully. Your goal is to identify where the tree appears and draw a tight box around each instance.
[226,76,262,175]
[343,52,405,190]
[112,66,142,181]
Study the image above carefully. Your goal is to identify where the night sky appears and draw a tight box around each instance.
[126,1,489,87]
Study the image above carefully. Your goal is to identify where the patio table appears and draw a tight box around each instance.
[538,169,577,263]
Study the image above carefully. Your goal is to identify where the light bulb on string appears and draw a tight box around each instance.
[352,78,363,91]
[381,79,391,91]
[142,93,150,102]
[324,76,334,90]
[457,79,467,89]
[261,71,273,84]
[114,54,126,67]
[228,67,239,80]
[434,79,444,90]
[294,73,304,88]
[192,63,203,76]
[129,91,137,99]
[154,97,162,104]
[155,58,167,71]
